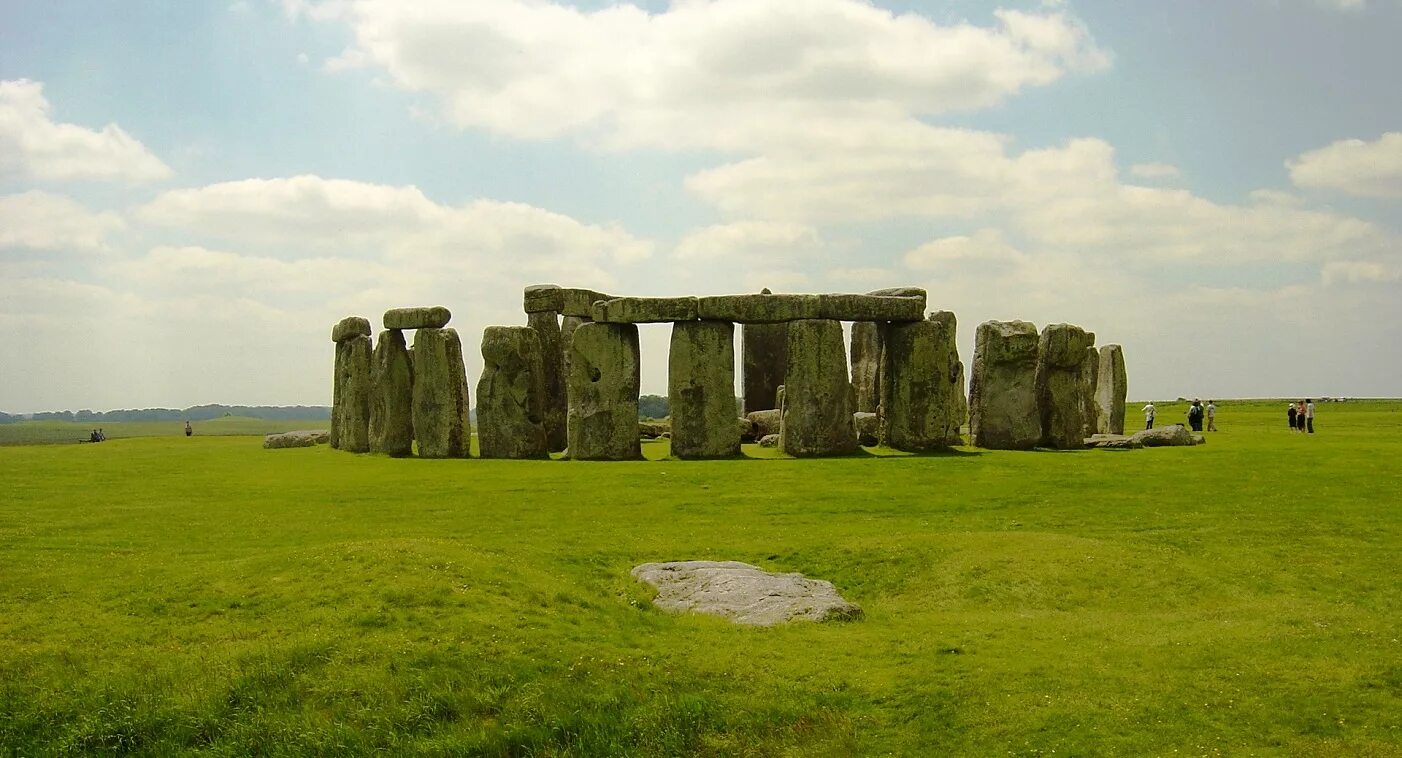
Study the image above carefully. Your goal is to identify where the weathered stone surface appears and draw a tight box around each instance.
[383,306,451,330]
[741,312,789,414]
[931,311,967,444]
[737,417,757,443]
[1035,323,1096,449]
[817,294,924,322]
[758,434,780,447]
[854,412,879,446]
[331,316,371,343]
[1191,433,1206,446]
[263,429,330,449]
[780,319,858,457]
[881,315,962,451]
[560,315,587,380]
[1081,345,1100,439]
[559,288,614,318]
[593,296,699,324]
[331,334,372,452]
[969,320,1040,450]
[567,322,642,460]
[639,420,668,439]
[699,293,821,323]
[524,284,563,313]
[868,286,927,301]
[631,561,863,626]
[1085,434,1142,450]
[746,409,782,439]
[850,321,882,414]
[668,320,740,459]
[527,311,568,453]
[369,329,414,457]
[1094,344,1128,435]
[1130,424,1195,447]
[411,328,471,458]
[476,326,549,459]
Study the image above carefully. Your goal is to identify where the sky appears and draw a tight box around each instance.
[1,0,1399,413]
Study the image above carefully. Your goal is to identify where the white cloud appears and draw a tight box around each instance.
[1322,260,1402,285]
[904,228,1026,271]
[0,191,124,253]
[1129,162,1181,180]
[300,0,1107,151]
[0,79,172,183]
[1288,132,1402,197]
[674,221,824,262]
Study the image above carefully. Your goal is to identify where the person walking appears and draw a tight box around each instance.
[184,420,193,437]
[1287,402,1298,431]
[1206,401,1217,432]
[1142,401,1156,430]
[1305,399,1316,434]
[1187,399,1204,432]
[1296,401,1308,432]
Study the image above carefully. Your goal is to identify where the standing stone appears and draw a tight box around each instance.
[1034,323,1095,449]
[742,291,789,413]
[560,315,588,380]
[1095,344,1128,435]
[969,320,1041,450]
[369,329,414,456]
[850,321,882,414]
[780,319,857,457]
[669,320,740,459]
[527,310,568,452]
[567,322,642,460]
[476,326,548,459]
[331,334,372,452]
[1080,345,1100,439]
[880,314,961,451]
[412,327,471,458]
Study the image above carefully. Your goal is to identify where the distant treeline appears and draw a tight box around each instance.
[0,405,331,424]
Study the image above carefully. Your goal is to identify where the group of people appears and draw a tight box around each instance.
[1139,399,1216,432]
[86,429,107,443]
[1287,400,1316,434]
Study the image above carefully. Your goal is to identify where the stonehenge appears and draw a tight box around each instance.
[329,285,1136,461]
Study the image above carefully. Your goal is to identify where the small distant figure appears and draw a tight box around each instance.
[1187,398,1204,432]
[184,421,193,437]
[1206,401,1217,432]
[1287,402,1298,431]
[1142,401,1156,430]
[1297,401,1308,432]
[1305,399,1316,434]
[96,428,106,442]
[89,429,100,443]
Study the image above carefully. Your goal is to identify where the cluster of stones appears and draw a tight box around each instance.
[330,306,470,458]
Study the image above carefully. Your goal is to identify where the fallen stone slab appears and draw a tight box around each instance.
[383,306,451,330]
[746,409,782,439]
[263,430,330,449]
[758,433,780,447]
[1084,434,1142,450]
[1130,424,1195,447]
[593,296,699,324]
[697,293,821,323]
[631,561,863,626]
[816,294,924,322]
[331,316,371,343]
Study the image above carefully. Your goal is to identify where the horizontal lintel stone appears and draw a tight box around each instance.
[696,294,821,323]
[383,306,452,330]
[331,316,371,342]
[817,294,924,322]
[592,296,699,324]
[560,288,614,317]
[523,284,564,313]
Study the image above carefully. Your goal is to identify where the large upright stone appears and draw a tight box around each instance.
[331,334,372,452]
[1035,323,1095,449]
[567,322,642,461]
[331,316,371,343]
[1095,344,1128,435]
[412,327,471,458]
[560,315,588,380]
[741,294,789,414]
[850,321,882,414]
[969,320,1040,450]
[476,326,548,459]
[527,310,568,452]
[669,320,740,459]
[1080,345,1100,439]
[369,329,414,456]
[880,314,961,451]
[780,319,858,457]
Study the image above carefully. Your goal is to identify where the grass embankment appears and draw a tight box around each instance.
[0,417,329,446]
[0,401,1398,754]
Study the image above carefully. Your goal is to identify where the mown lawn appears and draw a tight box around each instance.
[0,401,1398,755]
[0,417,330,446]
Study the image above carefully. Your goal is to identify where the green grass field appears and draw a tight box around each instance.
[0,417,330,446]
[1,400,1398,755]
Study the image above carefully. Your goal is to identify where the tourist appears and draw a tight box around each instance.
[1288,402,1298,431]
[184,420,193,437]
[89,429,99,443]
[1305,399,1316,434]
[1206,401,1217,432]
[96,428,105,442]
[1142,401,1156,430]
[1187,399,1204,432]
[1297,401,1308,432]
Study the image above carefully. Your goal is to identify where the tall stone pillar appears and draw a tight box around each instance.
[527,310,568,453]
[330,316,372,452]
[567,322,642,460]
[1034,323,1095,449]
[477,326,548,459]
[669,320,740,459]
[850,321,882,414]
[1080,344,1100,439]
[780,319,857,457]
[741,290,789,413]
[881,312,962,451]
[969,320,1040,450]
[412,327,471,458]
[1095,344,1127,434]
[369,329,414,456]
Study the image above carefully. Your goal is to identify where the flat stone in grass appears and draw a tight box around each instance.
[1130,424,1196,447]
[263,430,330,449]
[631,561,863,626]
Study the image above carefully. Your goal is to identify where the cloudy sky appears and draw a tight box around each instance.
[1,0,1399,413]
